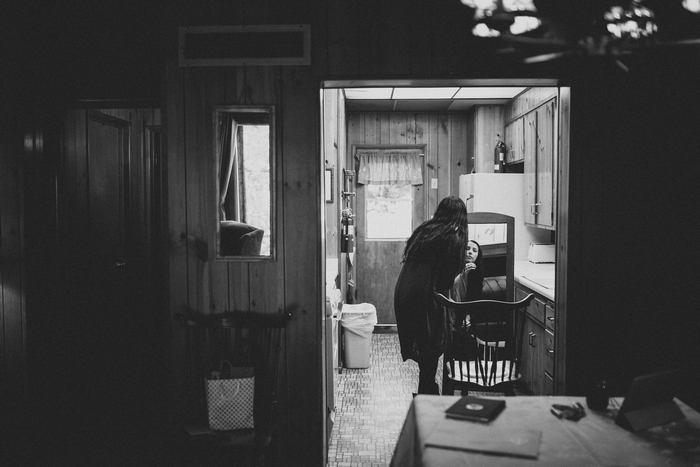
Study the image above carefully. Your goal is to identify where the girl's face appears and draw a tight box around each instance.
[466,241,479,263]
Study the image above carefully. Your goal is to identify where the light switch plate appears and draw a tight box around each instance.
[431,178,438,189]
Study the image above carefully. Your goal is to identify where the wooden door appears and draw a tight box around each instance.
[59,108,164,448]
[355,151,426,325]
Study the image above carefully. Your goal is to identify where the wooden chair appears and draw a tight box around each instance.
[435,292,534,396]
[173,309,291,467]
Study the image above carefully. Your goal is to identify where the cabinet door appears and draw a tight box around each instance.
[520,317,535,393]
[543,329,555,394]
[523,111,538,225]
[523,99,557,229]
[521,317,545,394]
[504,118,524,164]
[535,100,555,228]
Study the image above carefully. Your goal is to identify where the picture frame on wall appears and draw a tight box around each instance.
[325,168,334,203]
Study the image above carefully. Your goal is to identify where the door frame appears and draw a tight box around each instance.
[319,79,570,456]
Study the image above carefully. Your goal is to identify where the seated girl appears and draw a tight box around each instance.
[450,240,484,302]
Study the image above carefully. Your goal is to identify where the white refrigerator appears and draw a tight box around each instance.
[459,173,550,261]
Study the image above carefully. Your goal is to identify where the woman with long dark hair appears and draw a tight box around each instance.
[393,195,469,395]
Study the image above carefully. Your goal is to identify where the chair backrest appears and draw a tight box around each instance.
[468,212,515,301]
[435,292,534,388]
[219,220,264,256]
[174,310,291,435]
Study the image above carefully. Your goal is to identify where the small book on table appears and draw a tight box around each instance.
[445,396,506,423]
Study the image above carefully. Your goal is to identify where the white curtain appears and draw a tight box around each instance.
[356,150,423,185]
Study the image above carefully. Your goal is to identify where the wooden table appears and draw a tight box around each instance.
[390,395,700,466]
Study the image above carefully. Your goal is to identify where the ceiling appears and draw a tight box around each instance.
[343,86,528,112]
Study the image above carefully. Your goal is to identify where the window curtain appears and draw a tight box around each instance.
[356,150,423,185]
[218,114,238,220]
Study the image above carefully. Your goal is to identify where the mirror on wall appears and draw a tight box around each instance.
[214,105,275,260]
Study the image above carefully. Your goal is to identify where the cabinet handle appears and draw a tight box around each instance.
[546,348,554,355]
[531,203,541,215]
[547,316,554,321]
[528,332,536,347]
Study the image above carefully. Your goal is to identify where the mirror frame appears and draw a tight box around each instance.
[213,104,276,261]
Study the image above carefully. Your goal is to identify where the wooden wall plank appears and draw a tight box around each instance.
[436,114,450,201]
[425,114,439,215]
[389,113,407,144]
[380,113,391,143]
[183,68,214,315]
[365,113,380,144]
[0,105,25,377]
[414,113,431,222]
[280,65,322,466]
[164,57,189,419]
[450,114,468,195]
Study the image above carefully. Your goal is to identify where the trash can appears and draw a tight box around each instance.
[340,303,377,368]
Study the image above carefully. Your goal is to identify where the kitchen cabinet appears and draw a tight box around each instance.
[517,284,556,395]
[504,117,524,165]
[524,98,557,229]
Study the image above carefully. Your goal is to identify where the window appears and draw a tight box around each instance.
[236,124,271,255]
[365,183,413,240]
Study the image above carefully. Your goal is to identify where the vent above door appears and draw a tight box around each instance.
[179,25,311,67]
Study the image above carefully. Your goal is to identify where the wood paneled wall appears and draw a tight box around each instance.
[347,112,469,215]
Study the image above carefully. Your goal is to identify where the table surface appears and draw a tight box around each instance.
[390,395,700,467]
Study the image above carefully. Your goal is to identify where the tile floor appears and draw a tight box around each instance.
[327,332,418,467]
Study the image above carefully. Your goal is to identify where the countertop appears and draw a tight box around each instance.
[514,260,555,300]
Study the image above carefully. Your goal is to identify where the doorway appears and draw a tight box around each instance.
[320,79,570,461]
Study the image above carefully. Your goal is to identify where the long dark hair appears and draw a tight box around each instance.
[401,196,468,270]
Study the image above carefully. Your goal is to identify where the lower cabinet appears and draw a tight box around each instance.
[517,284,556,395]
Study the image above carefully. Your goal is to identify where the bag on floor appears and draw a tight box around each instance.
[205,361,255,430]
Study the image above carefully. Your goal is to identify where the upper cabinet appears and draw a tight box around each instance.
[505,87,558,231]
[524,99,557,229]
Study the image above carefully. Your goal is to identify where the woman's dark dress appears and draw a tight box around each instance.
[393,248,461,362]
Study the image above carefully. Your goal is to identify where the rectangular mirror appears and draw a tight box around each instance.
[214,105,275,260]
[468,212,515,301]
